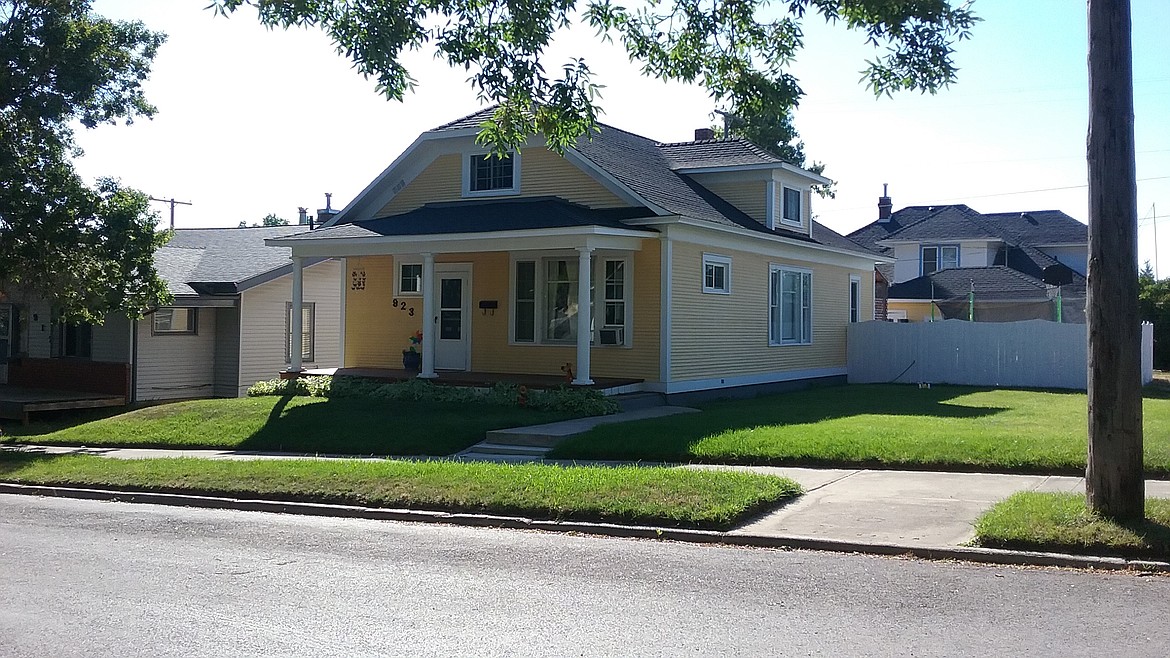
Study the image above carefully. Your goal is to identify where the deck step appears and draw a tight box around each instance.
[611,392,667,412]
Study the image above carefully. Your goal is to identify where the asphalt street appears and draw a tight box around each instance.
[1,494,1167,657]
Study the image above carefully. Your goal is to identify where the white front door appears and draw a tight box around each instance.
[434,269,470,371]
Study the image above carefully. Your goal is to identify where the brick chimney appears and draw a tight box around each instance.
[694,128,715,141]
[877,183,893,223]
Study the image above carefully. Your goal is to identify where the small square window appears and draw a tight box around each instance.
[398,263,422,295]
[469,153,515,192]
[702,254,731,294]
[782,187,802,224]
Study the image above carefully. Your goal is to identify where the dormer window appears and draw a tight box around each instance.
[922,245,959,275]
[781,187,802,225]
[464,152,520,196]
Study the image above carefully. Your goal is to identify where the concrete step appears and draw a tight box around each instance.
[483,405,701,449]
[461,442,554,457]
[611,392,667,412]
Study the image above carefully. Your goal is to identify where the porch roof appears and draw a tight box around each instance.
[273,197,657,241]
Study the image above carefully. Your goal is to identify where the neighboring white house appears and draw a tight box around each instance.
[1,225,342,400]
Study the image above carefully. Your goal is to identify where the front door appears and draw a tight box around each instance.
[434,270,470,371]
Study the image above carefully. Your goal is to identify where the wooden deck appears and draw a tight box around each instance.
[0,385,127,425]
[287,367,642,392]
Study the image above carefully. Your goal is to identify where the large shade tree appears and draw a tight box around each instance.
[211,0,979,153]
[0,0,170,323]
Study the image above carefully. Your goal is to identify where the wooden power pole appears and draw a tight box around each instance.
[1086,0,1144,520]
[149,196,193,230]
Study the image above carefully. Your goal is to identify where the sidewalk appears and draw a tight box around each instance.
[4,443,1169,558]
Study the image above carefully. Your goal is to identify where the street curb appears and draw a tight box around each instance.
[2,481,1167,573]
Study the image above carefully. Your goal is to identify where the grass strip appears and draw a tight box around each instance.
[973,492,1170,560]
[0,396,577,456]
[550,385,1170,476]
[0,452,801,530]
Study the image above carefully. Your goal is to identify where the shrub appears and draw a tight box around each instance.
[247,375,618,415]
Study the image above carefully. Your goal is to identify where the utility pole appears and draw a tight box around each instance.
[1086,0,1144,520]
[149,197,193,230]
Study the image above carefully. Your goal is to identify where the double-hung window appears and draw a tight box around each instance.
[769,266,812,345]
[702,254,731,294]
[512,256,629,346]
[782,187,802,225]
[921,245,959,275]
[285,302,315,363]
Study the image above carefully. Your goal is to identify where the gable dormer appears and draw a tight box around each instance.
[658,135,828,237]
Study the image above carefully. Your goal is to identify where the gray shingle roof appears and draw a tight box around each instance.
[981,210,1087,244]
[888,266,1052,301]
[278,198,656,241]
[877,205,1001,242]
[412,108,879,257]
[160,225,310,296]
[847,205,979,253]
[658,139,787,169]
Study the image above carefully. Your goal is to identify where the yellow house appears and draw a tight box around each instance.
[270,109,889,398]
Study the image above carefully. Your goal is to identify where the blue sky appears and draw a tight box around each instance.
[74,1,1170,272]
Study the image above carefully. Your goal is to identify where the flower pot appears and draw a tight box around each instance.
[402,350,421,373]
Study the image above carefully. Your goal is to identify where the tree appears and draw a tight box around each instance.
[1085,0,1143,520]
[0,0,170,323]
[210,0,978,152]
[260,213,290,226]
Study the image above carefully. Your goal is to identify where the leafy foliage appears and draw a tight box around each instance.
[209,0,978,153]
[1139,263,1170,370]
[247,375,619,415]
[0,0,170,321]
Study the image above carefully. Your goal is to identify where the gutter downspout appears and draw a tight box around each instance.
[130,319,139,403]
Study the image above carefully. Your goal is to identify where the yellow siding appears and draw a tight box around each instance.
[701,180,767,225]
[377,149,631,217]
[887,300,940,322]
[343,246,661,382]
[670,241,873,381]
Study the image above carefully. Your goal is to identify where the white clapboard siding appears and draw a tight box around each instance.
[135,307,217,400]
[237,259,342,395]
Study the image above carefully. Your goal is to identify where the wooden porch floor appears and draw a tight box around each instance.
[0,385,127,425]
[290,367,642,392]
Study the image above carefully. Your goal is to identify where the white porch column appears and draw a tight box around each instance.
[420,252,437,379]
[573,246,594,386]
[288,256,304,372]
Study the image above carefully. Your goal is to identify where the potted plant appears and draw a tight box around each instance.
[402,329,423,372]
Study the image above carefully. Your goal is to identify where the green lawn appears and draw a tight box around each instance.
[550,384,1170,476]
[0,396,577,456]
[973,492,1170,560]
[0,452,801,529]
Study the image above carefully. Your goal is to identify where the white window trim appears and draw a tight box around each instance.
[461,150,522,198]
[780,186,803,227]
[508,251,633,348]
[768,264,813,346]
[151,306,198,336]
[849,275,861,323]
[921,244,960,276]
[284,301,316,364]
[702,253,732,295]
[395,260,423,297]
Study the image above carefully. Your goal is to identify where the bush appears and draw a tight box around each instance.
[246,375,618,415]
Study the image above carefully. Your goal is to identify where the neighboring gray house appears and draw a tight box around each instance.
[847,193,1087,322]
[0,226,341,401]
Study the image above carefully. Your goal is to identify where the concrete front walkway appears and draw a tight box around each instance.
[5,444,1169,552]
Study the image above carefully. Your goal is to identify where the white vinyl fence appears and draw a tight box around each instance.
[848,319,1154,390]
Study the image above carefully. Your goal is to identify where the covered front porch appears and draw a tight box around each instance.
[270,198,662,389]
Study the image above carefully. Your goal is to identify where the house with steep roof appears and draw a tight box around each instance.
[847,190,1087,323]
[1,225,341,402]
[269,109,888,397]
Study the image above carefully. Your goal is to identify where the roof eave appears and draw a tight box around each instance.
[674,162,832,185]
[637,215,893,263]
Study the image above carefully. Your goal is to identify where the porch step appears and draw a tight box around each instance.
[612,391,667,412]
